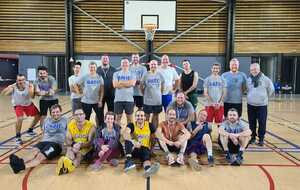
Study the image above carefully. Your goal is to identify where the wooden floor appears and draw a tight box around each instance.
[0,94,299,190]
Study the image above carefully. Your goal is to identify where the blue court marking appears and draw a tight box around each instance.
[266,131,300,149]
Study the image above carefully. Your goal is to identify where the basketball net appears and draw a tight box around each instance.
[143,24,157,41]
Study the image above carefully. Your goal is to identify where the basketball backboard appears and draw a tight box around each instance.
[123,0,176,32]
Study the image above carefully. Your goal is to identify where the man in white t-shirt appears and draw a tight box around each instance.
[68,62,82,113]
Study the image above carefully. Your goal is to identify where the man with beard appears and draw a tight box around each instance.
[123,109,160,178]
[97,55,117,112]
[56,108,95,175]
[1,74,40,144]
[35,66,59,126]
[218,108,251,166]
[129,53,147,109]
[247,63,274,146]
[156,108,191,166]
[9,104,67,174]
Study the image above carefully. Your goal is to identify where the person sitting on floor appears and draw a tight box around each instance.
[56,108,95,175]
[186,109,214,171]
[89,111,123,171]
[218,108,251,166]
[9,104,67,174]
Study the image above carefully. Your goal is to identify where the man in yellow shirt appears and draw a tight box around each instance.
[56,108,95,175]
[123,109,160,178]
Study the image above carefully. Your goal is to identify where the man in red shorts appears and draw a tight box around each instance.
[1,74,40,145]
[203,63,226,129]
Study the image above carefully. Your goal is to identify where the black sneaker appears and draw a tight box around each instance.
[143,162,160,178]
[249,137,256,145]
[225,152,232,163]
[9,154,25,174]
[257,140,264,147]
[208,156,214,167]
[15,137,23,145]
[26,129,37,137]
[124,159,136,172]
[231,159,241,166]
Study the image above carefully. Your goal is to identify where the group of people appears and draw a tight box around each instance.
[2,54,274,177]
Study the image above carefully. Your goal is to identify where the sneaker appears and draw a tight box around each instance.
[15,137,23,145]
[56,156,66,175]
[143,162,160,178]
[207,156,215,167]
[225,152,232,163]
[231,159,241,166]
[249,137,256,145]
[188,158,201,171]
[63,156,76,174]
[89,162,103,171]
[124,159,136,172]
[176,153,185,165]
[257,140,264,147]
[26,130,37,137]
[167,153,175,166]
[109,159,119,167]
[9,154,25,174]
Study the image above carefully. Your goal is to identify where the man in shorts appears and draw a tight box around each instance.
[158,54,179,111]
[156,108,191,166]
[68,61,82,113]
[56,108,95,175]
[167,91,195,127]
[1,74,40,144]
[129,53,147,109]
[123,109,160,178]
[113,58,136,125]
[218,108,251,166]
[221,58,247,117]
[9,104,67,174]
[35,66,59,126]
[203,63,226,128]
[186,109,214,171]
[141,60,164,128]
[76,62,104,125]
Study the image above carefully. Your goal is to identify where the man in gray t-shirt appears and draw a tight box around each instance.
[1,74,40,145]
[141,60,164,128]
[9,104,68,174]
[68,61,83,113]
[167,91,195,126]
[35,66,59,126]
[113,58,136,125]
[203,63,226,126]
[129,53,147,109]
[221,58,247,117]
[76,62,104,125]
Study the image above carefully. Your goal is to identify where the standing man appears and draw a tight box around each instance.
[221,58,247,117]
[113,58,136,125]
[123,109,160,178]
[35,66,59,126]
[218,108,251,166]
[9,104,67,174]
[68,61,82,113]
[156,108,191,166]
[56,108,95,175]
[203,63,226,128]
[129,53,147,109]
[76,62,104,125]
[179,60,199,109]
[247,63,274,146]
[1,74,40,144]
[167,91,195,127]
[158,54,179,111]
[97,55,117,112]
[141,60,165,128]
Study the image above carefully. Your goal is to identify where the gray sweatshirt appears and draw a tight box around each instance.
[246,73,274,106]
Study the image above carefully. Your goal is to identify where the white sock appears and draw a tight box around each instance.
[207,149,213,157]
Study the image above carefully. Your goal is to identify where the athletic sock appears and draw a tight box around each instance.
[207,149,213,157]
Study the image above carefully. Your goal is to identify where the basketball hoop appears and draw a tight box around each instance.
[143,23,157,41]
